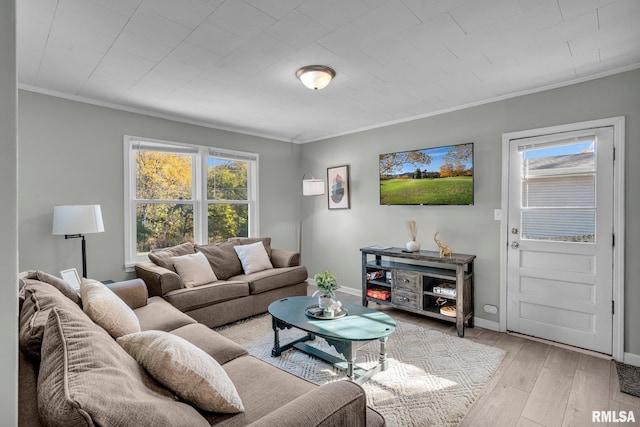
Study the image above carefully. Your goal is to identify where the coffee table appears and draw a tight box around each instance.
[268,296,396,384]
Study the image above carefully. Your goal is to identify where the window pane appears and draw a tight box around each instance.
[519,139,596,243]
[523,175,595,208]
[207,159,248,200]
[522,140,595,178]
[207,204,248,243]
[136,151,192,199]
[136,203,194,254]
[522,210,594,242]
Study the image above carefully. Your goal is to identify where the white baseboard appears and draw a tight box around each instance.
[336,285,362,297]
[473,317,500,332]
[624,352,640,367]
[309,281,363,297]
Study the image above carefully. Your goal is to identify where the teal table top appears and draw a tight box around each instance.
[268,296,396,342]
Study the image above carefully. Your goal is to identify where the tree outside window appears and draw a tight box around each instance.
[125,137,258,266]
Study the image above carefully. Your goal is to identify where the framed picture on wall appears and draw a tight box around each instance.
[327,164,350,210]
[61,268,81,291]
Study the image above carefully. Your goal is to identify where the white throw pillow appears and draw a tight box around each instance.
[233,241,273,274]
[80,278,141,338]
[117,330,244,413]
[171,252,218,288]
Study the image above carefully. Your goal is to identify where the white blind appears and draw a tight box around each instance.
[519,139,596,243]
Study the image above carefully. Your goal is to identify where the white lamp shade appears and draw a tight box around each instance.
[52,205,104,235]
[303,179,325,196]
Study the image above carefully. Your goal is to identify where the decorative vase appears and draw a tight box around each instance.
[406,240,421,252]
[317,293,335,310]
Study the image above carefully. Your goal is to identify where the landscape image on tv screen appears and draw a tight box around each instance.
[379,143,474,205]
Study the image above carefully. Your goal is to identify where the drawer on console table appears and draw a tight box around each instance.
[391,289,420,309]
[393,270,421,292]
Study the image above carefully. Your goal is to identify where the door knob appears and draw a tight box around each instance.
[511,241,519,249]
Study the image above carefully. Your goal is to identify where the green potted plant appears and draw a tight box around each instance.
[313,270,339,310]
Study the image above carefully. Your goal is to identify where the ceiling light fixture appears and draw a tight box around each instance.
[296,65,336,90]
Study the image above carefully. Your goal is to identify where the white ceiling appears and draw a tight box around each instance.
[17,0,640,143]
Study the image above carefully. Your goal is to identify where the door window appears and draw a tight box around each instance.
[519,138,596,243]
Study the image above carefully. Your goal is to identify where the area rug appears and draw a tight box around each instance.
[616,361,640,397]
[215,314,505,427]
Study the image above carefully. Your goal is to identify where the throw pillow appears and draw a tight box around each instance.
[148,242,196,271]
[195,242,243,280]
[171,252,218,288]
[19,280,89,360]
[38,307,208,427]
[117,330,245,413]
[234,241,273,275]
[230,237,272,258]
[23,270,82,305]
[81,278,141,338]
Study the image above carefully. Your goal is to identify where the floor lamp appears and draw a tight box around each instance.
[52,205,104,278]
[299,175,325,258]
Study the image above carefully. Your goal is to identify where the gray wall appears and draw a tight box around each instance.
[300,69,640,355]
[18,91,301,282]
[13,62,640,361]
[1,0,18,424]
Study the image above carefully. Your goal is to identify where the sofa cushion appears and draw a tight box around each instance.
[134,296,197,331]
[172,252,218,287]
[195,241,243,280]
[202,355,317,425]
[19,280,87,360]
[81,278,141,338]
[24,270,82,305]
[118,330,244,413]
[170,323,248,366]
[234,241,274,275]
[38,307,208,427]
[164,281,250,312]
[230,266,309,295]
[148,242,196,271]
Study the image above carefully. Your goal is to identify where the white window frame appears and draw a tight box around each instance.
[124,135,259,270]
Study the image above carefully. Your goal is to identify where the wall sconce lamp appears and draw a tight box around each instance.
[302,176,326,196]
[52,205,104,278]
[296,65,336,90]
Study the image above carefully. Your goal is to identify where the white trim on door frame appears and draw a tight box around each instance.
[499,116,625,361]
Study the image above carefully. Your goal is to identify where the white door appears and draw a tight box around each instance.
[507,127,614,354]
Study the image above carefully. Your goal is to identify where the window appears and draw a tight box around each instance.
[519,138,595,242]
[124,136,258,268]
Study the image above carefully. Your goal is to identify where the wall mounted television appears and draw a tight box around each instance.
[379,142,474,206]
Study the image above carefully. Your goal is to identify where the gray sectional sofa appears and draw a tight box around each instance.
[135,237,309,327]
[18,271,385,426]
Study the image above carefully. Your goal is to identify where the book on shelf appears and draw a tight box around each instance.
[366,288,391,301]
[367,245,392,250]
[366,270,385,280]
[433,285,457,298]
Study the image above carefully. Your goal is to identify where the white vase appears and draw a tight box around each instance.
[317,293,335,310]
[406,240,421,252]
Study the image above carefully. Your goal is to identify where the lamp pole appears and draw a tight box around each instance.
[65,234,87,278]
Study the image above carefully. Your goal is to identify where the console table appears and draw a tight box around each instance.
[361,246,475,337]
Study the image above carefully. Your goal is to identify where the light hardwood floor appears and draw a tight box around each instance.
[326,289,640,427]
